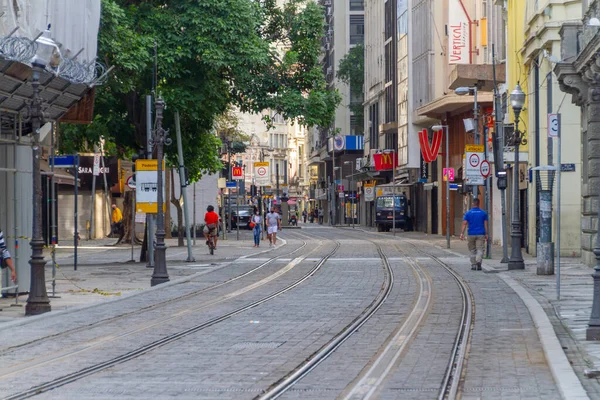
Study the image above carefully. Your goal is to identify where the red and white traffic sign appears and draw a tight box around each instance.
[254,161,270,186]
[232,166,243,180]
[468,153,480,168]
[126,175,136,189]
[480,160,491,178]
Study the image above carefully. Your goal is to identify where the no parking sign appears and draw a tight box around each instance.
[465,144,485,185]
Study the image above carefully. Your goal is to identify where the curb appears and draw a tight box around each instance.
[499,273,590,400]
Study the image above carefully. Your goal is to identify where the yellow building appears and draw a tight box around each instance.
[518,0,582,257]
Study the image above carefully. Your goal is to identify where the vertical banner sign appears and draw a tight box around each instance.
[448,0,471,64]
[254,162,270,186]
[420,152,428,182]
[92,153,101,176]
[135,159,166,213]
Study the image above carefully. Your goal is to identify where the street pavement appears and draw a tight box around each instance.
[0,224,598,399]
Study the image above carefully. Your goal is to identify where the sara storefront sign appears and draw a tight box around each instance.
[448,0,471,64]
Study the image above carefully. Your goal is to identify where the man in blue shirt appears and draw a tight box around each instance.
[460,198,488,270]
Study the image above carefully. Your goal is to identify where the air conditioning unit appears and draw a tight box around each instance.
[356,158,364,171]
[324,0,332,6]
[327,66,333,75]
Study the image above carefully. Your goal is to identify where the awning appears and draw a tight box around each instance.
[417,93,494,120]
[0,58,96,133]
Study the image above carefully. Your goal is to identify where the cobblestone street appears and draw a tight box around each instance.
[0,226,595,399]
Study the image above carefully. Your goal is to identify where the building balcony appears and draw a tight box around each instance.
[447,63,505,92]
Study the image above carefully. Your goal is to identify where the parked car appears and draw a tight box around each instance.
[231,206,254,229]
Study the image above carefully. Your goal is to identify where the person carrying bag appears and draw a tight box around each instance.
[251,210,262,247]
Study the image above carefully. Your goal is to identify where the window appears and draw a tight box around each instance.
[397,0,407,35]
[369,103,379,150]
[350,15,364,44]
[349,0,364,11]
[269,133,288,149]
[270,111,285,124]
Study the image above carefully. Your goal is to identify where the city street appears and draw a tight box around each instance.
[0,226,592,400]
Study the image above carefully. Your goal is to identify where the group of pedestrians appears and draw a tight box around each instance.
[251,208,281,248]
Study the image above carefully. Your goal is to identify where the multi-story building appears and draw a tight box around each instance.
[555,0,600,266]
[518,0,582,258]
[236,111,308,211]
[308,0,365,225]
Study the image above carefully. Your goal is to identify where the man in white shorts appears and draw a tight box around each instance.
[266,207,281,247]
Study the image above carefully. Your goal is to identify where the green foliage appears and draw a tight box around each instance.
[337,44,364,134]
[59,0,339,181]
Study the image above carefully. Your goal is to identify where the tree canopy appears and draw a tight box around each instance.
[59,0,340,182]
[337,43,364,134]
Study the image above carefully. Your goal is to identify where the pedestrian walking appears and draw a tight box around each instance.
[318,208,324,224]
[111,204,125,244]
[460,198,488,271]
[0,229,16,283]
[251,209,262,247]
[266,207,281,247]
[302,209,307,223]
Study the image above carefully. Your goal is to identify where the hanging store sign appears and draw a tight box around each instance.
[372,152,398,171]
[419,129,442,163]
[448,0,471,64]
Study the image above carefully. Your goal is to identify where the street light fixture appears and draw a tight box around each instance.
[343,161,355,229]
[433,125,451,249]
[150,98,171,286]
[507,83,526,270]
[25,29,62,316]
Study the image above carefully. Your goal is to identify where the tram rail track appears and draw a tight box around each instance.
[0,232,311,356]
[255,234,395,400]
[326,228,473,400]
[2,238,342,400]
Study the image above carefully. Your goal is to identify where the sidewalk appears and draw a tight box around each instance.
[353,226,600,397]
[0,229,280,322]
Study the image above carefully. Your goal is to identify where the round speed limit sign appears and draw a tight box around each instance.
[257,167,267,177]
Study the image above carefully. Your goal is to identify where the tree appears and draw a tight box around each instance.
[59,0,339,249]
[337,44,364,134]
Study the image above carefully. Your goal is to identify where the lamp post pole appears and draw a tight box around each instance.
[446,126,450,248]
[392,154,396,236]
[508,84,525,270]
[25,65,51,315]
[150,98,171,286]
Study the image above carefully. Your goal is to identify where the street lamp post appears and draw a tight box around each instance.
[344,161,355,228]
[150,98,171,286]
[433,125,450,249]
[25,64,51,315]
[508,84,526,270]
[25,29,62,315]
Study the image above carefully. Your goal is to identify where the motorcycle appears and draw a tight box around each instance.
[289,215,298,226]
